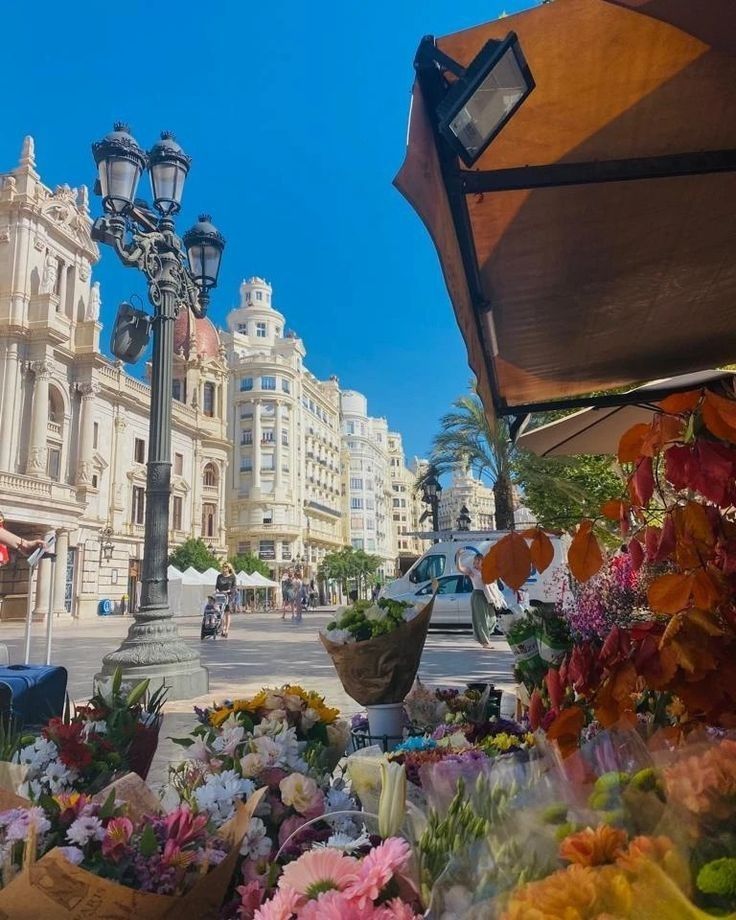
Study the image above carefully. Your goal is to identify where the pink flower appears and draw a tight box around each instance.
[260,767,288,788]
[345,838,412,910]
[297,890,370,920]
[162,805,208,847]
[254,885,304,920]
[162,839,196,870]
[101,816,133,862]
[278,815,309,849]
[280,848,358,900]
[236,880,265,919]
[373,899,423,919]
[279,774,324,817]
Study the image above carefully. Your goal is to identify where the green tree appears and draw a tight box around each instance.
[426,392,516,530]
[168,538,220,573]
[228,552,270,578]
[318,547,382,599]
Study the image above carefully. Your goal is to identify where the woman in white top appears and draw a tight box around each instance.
[459,552,504,648]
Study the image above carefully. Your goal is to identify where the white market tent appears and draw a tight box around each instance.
[236,571,258,587]
[172,566,210,616]
[167,565,183,615]
[249,572,279,588]
[200,567,221,586]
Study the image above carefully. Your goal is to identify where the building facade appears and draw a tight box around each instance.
[222,278,343,579]
[437,465,497,532]
[387,432,428,565]
[0,138,229,619]
[340,390,397,577]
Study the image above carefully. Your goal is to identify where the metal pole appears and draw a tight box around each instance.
[45,552,57,666]
[23,566,34,665]
[432,496,440,543]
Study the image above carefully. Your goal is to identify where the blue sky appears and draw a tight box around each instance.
[2,0,530,460]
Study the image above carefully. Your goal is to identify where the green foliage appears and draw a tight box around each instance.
[512,449,623,536]
[229,552,270,578]
[325,597,414,641]
[168,538,220,573]
[318,546,382,595]
[697,858,736,898]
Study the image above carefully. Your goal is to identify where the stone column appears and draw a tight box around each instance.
[76,382,99,485]
[275,400,283,490]
[0,344,20,470]
[53,530,69,616]
[57,260,67,314]
[26,360,51,476]
[253,400,262,489]
[110,414,127,515]
[34,555,51,618]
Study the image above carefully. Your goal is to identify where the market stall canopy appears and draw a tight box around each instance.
[248,572,280,588]
[200,567,221,585]
[180,566,208,586]
[395,0,736,422]
[236,571,258,587]
[167,565,183,581]
[517,369,736,456]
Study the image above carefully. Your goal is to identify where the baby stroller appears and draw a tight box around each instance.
[201,593,226,640]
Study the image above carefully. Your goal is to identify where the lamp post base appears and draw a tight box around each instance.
[97,608,209,700]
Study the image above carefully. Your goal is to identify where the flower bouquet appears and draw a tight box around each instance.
[0,777,266,918]
[319,597,434,707]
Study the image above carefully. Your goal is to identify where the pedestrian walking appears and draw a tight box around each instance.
[291,572,303,622]
[458,552,505,648]
[281,572,293,620]
[215,562,237,637]
[308,579,318,611]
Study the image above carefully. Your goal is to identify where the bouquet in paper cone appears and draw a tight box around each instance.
[319,597,434,706]
[0,774,265,918]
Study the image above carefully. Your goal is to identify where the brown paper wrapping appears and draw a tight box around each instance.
[0,763,26,798]
[93,772,163,822]
[0,783,266,918]
[320,598,434,706]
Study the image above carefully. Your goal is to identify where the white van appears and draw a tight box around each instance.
[382,533,568,627]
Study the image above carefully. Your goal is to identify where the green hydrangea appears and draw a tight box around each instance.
[594,771,631,792]
[696,859,736,897]
[541,803,568,825]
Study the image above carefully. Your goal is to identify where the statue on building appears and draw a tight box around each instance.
[40,253,58,295]
[86,282,101,322]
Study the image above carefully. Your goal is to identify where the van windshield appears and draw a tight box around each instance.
[412,554,445,583]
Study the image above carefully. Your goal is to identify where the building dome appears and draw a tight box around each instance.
[173,309,220,359]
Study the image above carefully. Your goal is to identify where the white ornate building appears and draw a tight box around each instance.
[437,464,497,532]
[341,390,397,577]
[387,432,428,565]
[222,278,343,578]
[0,138,229,620]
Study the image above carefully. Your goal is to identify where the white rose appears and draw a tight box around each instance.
[364,605,387,622]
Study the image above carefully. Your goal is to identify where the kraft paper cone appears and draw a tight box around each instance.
[0,763,26,798]
[320,598,434,706]
[0,787,267,919]
[93,772,163,822]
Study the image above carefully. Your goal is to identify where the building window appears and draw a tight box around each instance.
[256,321,266,337]
[261,376,276,390]
[350,478,363,490]
[393,498,401,508]
[202,502,216,538]
[238,541,251,554]
[351,538,364,550]
[203,382,216,417]
[203,462,218,487]
[350,497,363,510]
[134,438,146,464]
[281,378,290,393]
[172,379,185,402]
[241,430,253,445]
[92,473,98,489]
[366,518,375,530]
[259,539,275,560]
[47,447,61,481]
[281,541,292,561]
[174,452,183,476]
[263,512,272,525]
[240,377,253,391]
[93,422,99,450]
[366,498,375,510]
[132,486,145,525]
[172,495,183,531]
[240,457,253,472]
[366,539,376,551]
[262,430,274,443]
[256,291,263,302]
[261,454,275,471]
[281,432,289,446]
[237,323,247,332]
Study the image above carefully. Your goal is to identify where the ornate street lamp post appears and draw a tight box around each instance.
[423,472,442,543]
[91,124,224,699]
[456,504,471,532]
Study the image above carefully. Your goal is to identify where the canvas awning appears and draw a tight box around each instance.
[517,369,736,456]
[395,0,736,422]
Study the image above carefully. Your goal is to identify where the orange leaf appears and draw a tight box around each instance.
[493,532,532,591]
[618,423,653,463]
[684,607,724,637]
[528,529,554,574]
[568,521,604,583]
[647,573,694,615]
[594,662,637,728]
[601,500,630,522]
[691,569,723,610]
[481,544,500,585]
[545,705,586,758]
[702,391,736,444]
[658,389,702,415]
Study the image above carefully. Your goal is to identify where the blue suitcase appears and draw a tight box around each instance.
[0,665,68,729]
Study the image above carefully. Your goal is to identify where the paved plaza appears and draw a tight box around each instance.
[3,609,516,786]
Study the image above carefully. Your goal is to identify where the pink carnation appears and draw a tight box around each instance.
[345,838,412,910]
[373,898,423,919]
[253,884,303,920]
[237,880,266,919]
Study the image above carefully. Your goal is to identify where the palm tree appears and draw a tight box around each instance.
[425,392,517,530]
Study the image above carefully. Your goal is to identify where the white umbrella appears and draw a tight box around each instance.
[517,370,736,457]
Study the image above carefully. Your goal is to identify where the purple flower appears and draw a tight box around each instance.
[350,712,369,732]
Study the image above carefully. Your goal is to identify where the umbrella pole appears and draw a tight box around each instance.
[23,565,35,665]
[45,551,58,666]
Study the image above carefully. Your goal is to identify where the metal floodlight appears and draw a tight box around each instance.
[148,131,191,216]
[183,214,225,296]
[110,301,152,363]
[435,32,534,167]
[92,123,148,215]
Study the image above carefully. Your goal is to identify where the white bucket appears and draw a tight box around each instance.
[366,703,405,750]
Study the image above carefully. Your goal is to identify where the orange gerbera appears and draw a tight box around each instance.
[501,863,631,919]
[559,825,629,867]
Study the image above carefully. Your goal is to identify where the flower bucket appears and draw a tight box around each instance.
[365,703,405,751]
[538,636,568,666]
[127,718,162,781]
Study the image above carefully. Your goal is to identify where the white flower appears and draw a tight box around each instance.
[193,770,255,826]
[19,779,42,800]
[322,628,353,644]
[159,784,181,812]
[188,735,211,764]
[16,737,57,771]
[94,676,115,706]
[402,606,420,623]
[318,829,371,854]
[6,806,50,843]
[66,816,105,847]
[364,604,387,622]
[239,816,272,859]
[253,721,306,771]
[301,708,319,731]
[58,846,85,866]
[240,752,266,778]
[323,783,360,835]
[45,761,77,795]
[81,720,108,739]
[212,719,246,756]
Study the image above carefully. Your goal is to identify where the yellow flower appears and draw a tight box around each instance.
[209,707,233,727]
[236,689,268,712]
